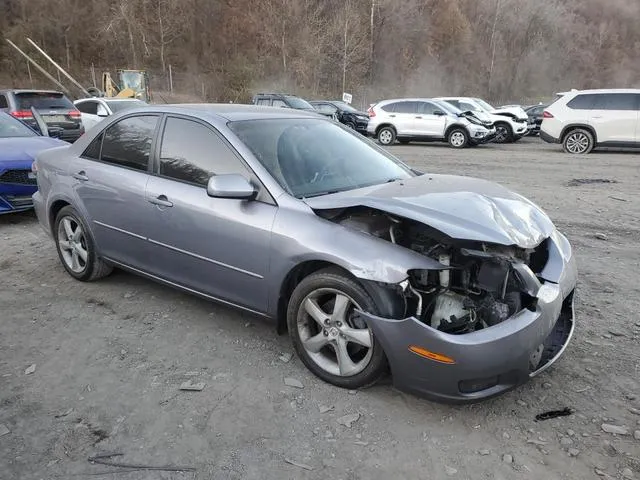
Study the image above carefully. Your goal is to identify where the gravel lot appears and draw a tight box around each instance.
[1,137,639,480]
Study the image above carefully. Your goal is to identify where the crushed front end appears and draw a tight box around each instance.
[329,208,577,402]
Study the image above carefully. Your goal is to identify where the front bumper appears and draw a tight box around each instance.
[356,252,577,403]
[513,121,529,136]
[0,184,38,214]
[470,127,496,144]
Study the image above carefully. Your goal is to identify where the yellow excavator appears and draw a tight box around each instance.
[88,70,152,103]
[6,38,152,103]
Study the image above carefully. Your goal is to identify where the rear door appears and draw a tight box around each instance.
[414,101,448,137]
[71,114,160,269]
[384,101,417,135]
[144,115,276,312]
[589,93,638,143]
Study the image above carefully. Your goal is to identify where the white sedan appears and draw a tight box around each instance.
[73,98,147,131]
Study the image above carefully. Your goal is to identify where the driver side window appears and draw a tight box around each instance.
[159,117,251,187]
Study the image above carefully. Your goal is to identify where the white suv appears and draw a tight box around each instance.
[540,89,640,154]
[366,98,495,148]
[436,97,530,143]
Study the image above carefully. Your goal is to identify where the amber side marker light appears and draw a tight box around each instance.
[408,345,456,364]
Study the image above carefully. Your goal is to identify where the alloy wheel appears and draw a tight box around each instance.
[565,132,590,154]
[450,131,466,147]
[378,130,393,145]
[495,125,509,143]
[297,288,373,377]
[57,216,88,273]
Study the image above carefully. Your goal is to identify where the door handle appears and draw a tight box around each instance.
[592,116,603,119]
[389,114,396,117]
[148,194,173,208]
[415,116,423,119]
[72,171,89,181]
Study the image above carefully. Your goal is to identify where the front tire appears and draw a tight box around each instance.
[54,206,112,281]
[287,268,387,389]
[494,122,513,143]
[377,126,396,146]
[562,128,594,154]
[447,128,469,148]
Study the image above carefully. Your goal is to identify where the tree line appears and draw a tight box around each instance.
[1,0,639,106]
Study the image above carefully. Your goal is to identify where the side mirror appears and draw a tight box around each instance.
[206,174,256,200]
[433,110,446,116]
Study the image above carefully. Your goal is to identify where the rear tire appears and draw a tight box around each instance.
[287,268,388,390]
[377,126,396,146]
[345,122,356,130]
[54,206,112,281]
[562,128,594,154]
[494,122,513,144]
[447,127,469,148]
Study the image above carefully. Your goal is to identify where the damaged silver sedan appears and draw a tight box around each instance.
[33,105,576,403]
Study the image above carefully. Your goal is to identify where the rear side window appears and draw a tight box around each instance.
[393,102,418,114]
[566,94,598,110]
[15,92,74,110]
[592,93,638,111]
[381,103,397,112]
[0,95,7,109]
[76,101,98,115]
[256,98,270,106]
[100,115,158,171]
[82,133,103,159]
[159,117,250,186]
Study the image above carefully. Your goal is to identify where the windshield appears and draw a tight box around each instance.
[229,118,413,198]
[474,98,495,111]
[107,100,147,112]
[333,101,359,113]
[285,97,314,110]
[0,112,37,138]
[16,92,73,110]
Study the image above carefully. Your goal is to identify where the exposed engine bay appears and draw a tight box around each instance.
[318,207,549,335]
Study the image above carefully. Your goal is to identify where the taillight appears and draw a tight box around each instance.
[11,110,33,119]
[68,110,81,119]
[542,111,554,118]
[367,106,376,118]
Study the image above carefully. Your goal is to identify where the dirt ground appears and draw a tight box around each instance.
[1,137,639,480]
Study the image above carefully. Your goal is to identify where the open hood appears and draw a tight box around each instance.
[304,174,554,249]
[490,106,528,122]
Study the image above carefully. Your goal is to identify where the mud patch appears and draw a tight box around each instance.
[566,178,618,187]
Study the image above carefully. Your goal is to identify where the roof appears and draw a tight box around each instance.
[0,89,64,95]
[560,88,640,94]
[75,97,144,103]
[123,103,323,121]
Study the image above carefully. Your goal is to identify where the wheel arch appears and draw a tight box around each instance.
[375,123,397,136]
[560,124,598,144]
[49,199,71,236]
[444,123,468,139]
[276,260,406,334]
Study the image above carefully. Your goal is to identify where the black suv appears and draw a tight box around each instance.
[251,93,315,111]
[524,104,548,136]
[0,89,84,142]
[309,100,370,134]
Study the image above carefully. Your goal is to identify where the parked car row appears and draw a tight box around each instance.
[0,88,147,141]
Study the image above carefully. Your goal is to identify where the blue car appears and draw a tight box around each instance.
[0,111,67,214]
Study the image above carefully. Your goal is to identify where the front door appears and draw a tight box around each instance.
[413,101,448,137]
[144,115,276,313]
[590,93,639,143]
[71,114,159,269]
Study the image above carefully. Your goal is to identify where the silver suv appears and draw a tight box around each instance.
[367,98,495,148]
